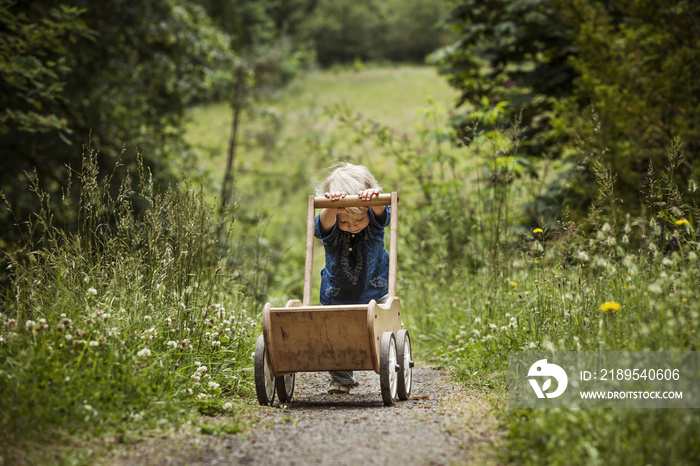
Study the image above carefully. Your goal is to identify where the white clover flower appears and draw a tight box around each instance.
[648,283,663,294]
[197,393,208,400]
[197,365,207,374]
[190,374,201,381]
[223,402,233,410]
[137,347,151,358]
[25,320,36,331]
[577,251,590,262]
[87,287,97,296]
[167,341,178,348]
[0,336,5,343]
[65,334,73,341]
[472,329,480,336]
[194,360,201,367]
[186,388,193,395]
[89,341,99,347]
[208,381,220,390]
[474,317,481,324]
[211,341,221,347]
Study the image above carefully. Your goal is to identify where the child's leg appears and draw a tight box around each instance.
[328,370,358,386]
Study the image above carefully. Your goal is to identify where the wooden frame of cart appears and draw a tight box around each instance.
[254,192,414,406]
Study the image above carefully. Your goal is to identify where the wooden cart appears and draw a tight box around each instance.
[254,192,413,406]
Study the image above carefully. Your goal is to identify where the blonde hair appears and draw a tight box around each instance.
[318,163,382,218]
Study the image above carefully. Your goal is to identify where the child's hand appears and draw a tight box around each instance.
[358,188,380,201]
[324,191,347,201]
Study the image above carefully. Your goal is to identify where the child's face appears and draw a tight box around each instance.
[337,208,369,234]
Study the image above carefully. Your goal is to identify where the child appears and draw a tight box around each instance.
[315,163,391,394]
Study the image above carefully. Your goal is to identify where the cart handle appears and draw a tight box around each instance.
[303,192,399,306]
[312,193,393,209]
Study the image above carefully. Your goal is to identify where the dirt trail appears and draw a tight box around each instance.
[109,367,502,465]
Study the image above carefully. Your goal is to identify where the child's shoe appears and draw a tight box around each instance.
[328,381,352,394]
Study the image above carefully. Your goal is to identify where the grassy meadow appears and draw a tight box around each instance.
[2,64,699,465]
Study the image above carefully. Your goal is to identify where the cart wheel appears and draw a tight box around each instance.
[396,329,413,400]
[276,373,296,403]
[380,332,398,406]
[254,335,275,406]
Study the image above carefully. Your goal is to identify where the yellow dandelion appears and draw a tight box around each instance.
[682,298,687,303]
[533,228,544,234]
[675,219,690,226]
[600,301,621,312]
[510,281,517,287]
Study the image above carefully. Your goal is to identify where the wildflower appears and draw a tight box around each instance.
[223,402,233,410]
[137,347,151,358]
[25,320,36,331]
[533,228,543,234]
[87,287,97,296]
[167,340,178,348]
[194,360,202,367]
[510,282,517,287]
[600,301,621,312]
[675,219,690,226]
[38,319,48,331]
[474,317,481,324]
[208,381,220,390]
[198,393,208,400]
[65,334,73,341]
[186,388,193,395]
[197,365,208,374]
[89,341,99,347]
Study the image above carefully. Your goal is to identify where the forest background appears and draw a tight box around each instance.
[1,0,699,464]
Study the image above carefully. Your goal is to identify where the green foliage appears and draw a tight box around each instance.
[429,0,577,149]
[0,0,235,250]
[0,150,257,455]
[0,1,94,135]
[308,0,450,66]
[546,0,700,215]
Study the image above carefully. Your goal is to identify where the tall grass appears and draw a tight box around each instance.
[0,148,258,462]
[319,100,700,464]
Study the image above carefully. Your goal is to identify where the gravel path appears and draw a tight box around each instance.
[109,367,502,465]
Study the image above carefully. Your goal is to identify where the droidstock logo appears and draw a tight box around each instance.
[528,359,568,399]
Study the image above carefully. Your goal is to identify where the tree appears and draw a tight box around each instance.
[0,0,235,247]
[547,0,700,217]
[428,0,578,151]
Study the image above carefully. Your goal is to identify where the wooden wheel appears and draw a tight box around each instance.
[254,335,275,406]
[379,332,398,406]
[275,373,296,403]
[396,329,413,400]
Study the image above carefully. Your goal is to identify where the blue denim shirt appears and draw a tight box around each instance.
[314,207,391,305]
